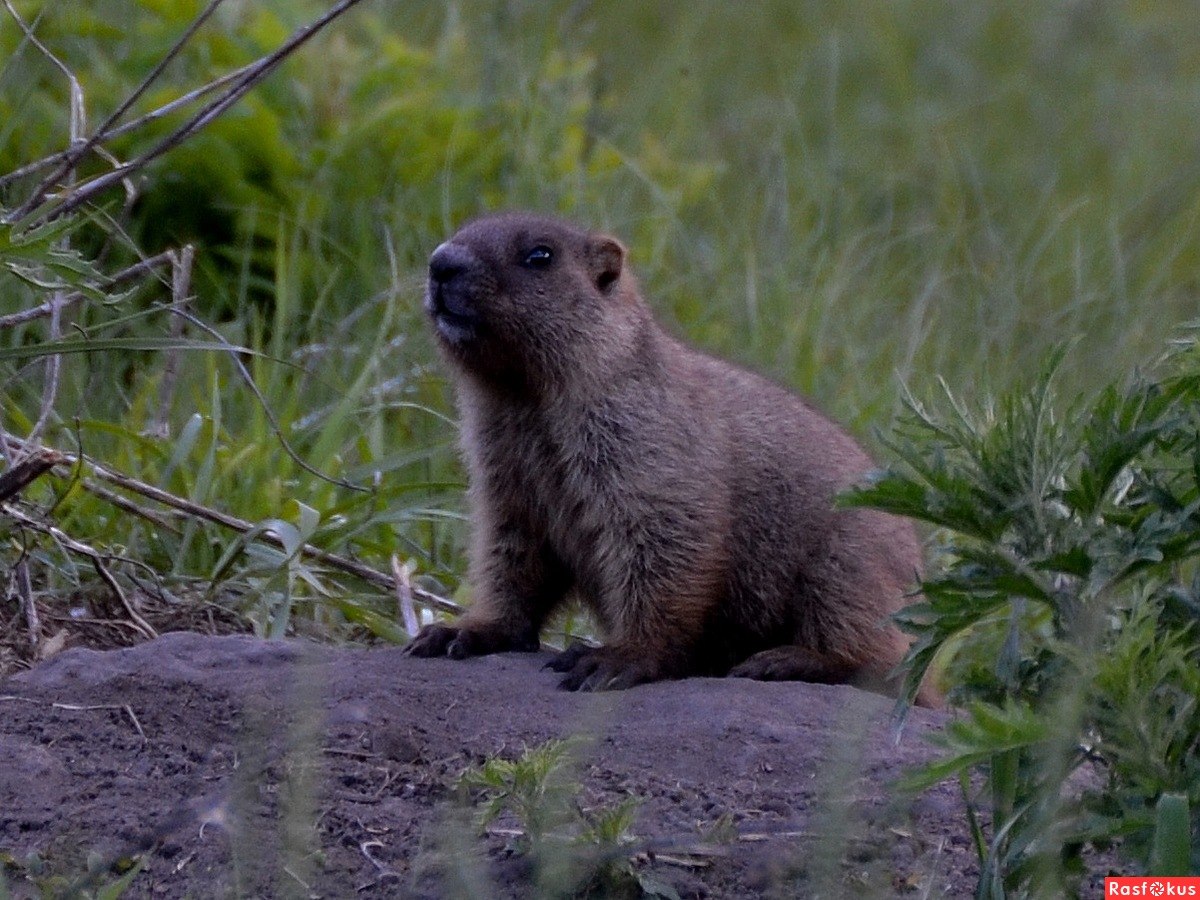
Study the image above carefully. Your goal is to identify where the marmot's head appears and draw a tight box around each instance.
[425,212,644,392]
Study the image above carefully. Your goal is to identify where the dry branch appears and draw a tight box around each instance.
[4,0,85,451]
[0,448,63,502]
[148,244,195,437]
[1,435,462,616]
[13,555,38,650]
[0,250,176,330]
[391,554,421,637]
[8,0,371,225]
[0,62,261,190]
[23,0,227,207]
[3,503,157,639]
[80,478,181,535]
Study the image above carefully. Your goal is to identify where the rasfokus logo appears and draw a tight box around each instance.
[1106,878,1200,897]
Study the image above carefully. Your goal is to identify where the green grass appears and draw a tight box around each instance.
[2,0,1199,638]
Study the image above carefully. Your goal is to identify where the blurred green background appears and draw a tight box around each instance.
[2,0,1199,634]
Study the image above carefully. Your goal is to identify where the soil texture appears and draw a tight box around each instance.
[0,633,979,898]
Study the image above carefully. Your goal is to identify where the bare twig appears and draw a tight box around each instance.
[0,448,63,502]
[1,435,461,616]
[0,250,176,330]
[9,0,371,225]
[123,704,148,741]
[1,285,95,331]
[3,1,88,451]
[392,554,421,637]
[14,554,39,650]
[2,1,85,142]
[0,61,261,190]
[91,554,158,640]
[25,289,64,449]
[3,503,157,639]
[22,0,228,212]
[149,245,195,437]
[79,478,181,535]
[0,695,148,741]
[46,612,149,634]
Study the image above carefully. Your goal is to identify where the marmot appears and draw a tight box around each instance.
[406,212,937,706]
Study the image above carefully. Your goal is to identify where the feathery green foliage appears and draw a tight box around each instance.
[845,329,1200,894]
[458,740,654,898]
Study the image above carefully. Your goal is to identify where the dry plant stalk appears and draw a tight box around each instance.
[0,448,63,502]
[4,0,372,226]
[392,555,422,638]
[1,0,456,646]
[1,434,461,617]
[2,503,157,639]
[148,244,195,438]
[0,251,176,330]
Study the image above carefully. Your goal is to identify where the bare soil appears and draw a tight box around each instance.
[0,632,981,898]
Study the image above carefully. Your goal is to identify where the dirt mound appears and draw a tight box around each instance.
[0,633,975,897]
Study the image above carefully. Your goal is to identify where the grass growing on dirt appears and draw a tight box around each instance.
[454,739,660,898]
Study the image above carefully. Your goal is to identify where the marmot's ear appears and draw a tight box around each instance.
[588,235,625,293]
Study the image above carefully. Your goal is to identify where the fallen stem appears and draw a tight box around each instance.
[0,250,176,330]
[12,0,371,225]
[1,435,461,616]
[0,62,259,190]
[0,447,63,502]
[22,0,227,210]
[3,502,157,639]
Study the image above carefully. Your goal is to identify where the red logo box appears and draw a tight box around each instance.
[1105,878,1200,897]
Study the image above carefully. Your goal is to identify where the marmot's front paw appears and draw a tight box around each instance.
[547,643,659,691]
[403,623,461,658]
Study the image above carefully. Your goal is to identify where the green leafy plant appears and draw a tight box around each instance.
[457,740,659,898]
[844,329,1200,895]
[0,847,145,900]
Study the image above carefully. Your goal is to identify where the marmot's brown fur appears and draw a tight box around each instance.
[406,212,938,706]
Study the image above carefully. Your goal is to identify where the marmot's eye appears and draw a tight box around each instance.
[522,245,553,268]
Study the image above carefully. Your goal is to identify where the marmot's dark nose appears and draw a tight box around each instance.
[429,242,474,284]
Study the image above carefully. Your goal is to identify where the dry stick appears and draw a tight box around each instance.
[90,554,157,640]
[2,1,85,142]
[0,61,260,190]
[81,478,181,535]
[391,554,420,637]
[14,551,38,650]
[0,696,147,741]
[0,448,63,502]
[3,503,157,639]
[0,435,462,616]
[20,0,228,213]
[25,290,64,448]
[4,2,88,454]
[149,245,194,437]
[0,250,175,330]
[14,0,371,226]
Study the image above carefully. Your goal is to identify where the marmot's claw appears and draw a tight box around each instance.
[554,645,654,692]
[404,623,459,658]
[407,623,541,659]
